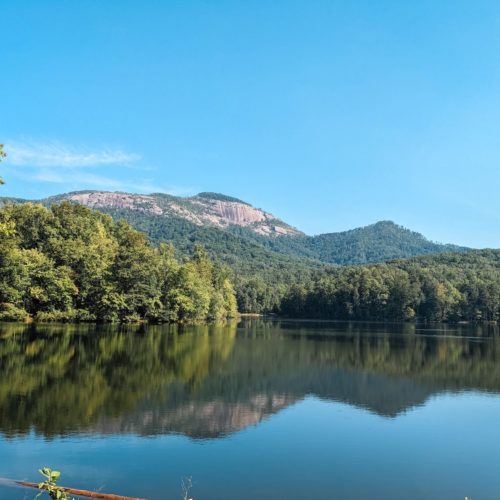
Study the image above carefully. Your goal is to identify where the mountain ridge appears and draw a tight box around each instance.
[43,190,303,237]
[0,190,470,267]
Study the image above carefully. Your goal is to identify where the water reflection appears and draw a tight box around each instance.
[0,320,499,439]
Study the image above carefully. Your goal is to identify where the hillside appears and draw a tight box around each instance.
[250,220,467,265]
[310,221,466,264]
[93,207,321,273]
[0,190,469,268]
[44,190,302,237]
[0,191,331,313]
[0,192,496,318]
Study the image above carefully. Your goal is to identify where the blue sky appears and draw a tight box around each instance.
[1,0,500,247]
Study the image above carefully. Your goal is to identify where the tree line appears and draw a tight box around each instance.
[0,200,498,323]
[279,251,500,322]
[0,202,237,322]
[88,203,499,322]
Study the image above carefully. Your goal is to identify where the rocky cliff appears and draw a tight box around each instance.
[59,190,301,236]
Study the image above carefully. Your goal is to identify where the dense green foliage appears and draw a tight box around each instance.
[94,207,326,313]
[230,220,468,264]
[281,250,500,322]
[91,202,469,267]
[0,203,237,322]
[0,191,497,322]
[13,203,497,321]
[0,193,469,267]
[90,207,496,321]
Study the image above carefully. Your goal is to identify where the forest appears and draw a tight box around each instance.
[0,202,237,323]
[280,250,500,322]
[0,200,498,324]
[82,203,498,320]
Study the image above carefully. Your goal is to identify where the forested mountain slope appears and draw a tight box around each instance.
[0,194,500,321]
[248,220,467,265]
[43,190,302,237]
[0,191,470,267]
[94,208,328,314]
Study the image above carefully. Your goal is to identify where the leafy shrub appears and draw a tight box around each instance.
[0,303,29,322]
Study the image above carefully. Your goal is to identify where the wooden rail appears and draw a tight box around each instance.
[15,480,146,500]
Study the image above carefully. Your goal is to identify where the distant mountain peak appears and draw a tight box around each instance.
[195,192,251,205]
[371,220,397,227]
[40,190,302,237]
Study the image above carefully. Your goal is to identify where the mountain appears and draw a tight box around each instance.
[0,191,495,319]
[250,220,468,265]
[44,190,302,237]
[0,190,469,268]
[0,191,325,315]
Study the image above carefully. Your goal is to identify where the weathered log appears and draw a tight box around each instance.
[15,480,146,500]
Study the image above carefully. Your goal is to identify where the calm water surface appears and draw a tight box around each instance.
[0,320,499,499]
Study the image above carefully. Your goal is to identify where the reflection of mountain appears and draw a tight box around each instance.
[0,321,499,439]
[91,369,434,439]
[94,391,299,438]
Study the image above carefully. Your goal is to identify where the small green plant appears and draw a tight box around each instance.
[36,467,73,500]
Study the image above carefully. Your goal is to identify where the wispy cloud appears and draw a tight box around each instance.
[30,169,195,195]
[2,139,196,196]
[32,169,126,189]
[5,139,141,167]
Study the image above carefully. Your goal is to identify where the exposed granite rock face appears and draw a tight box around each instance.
[67,192,163,215]
[61,191,302,236]
[205,199,269,224]
[187,196,300,235]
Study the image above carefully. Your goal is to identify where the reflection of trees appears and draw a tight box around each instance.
[237,320,500,391]
[0,321,499,439]
[0,322,237,437]
[282,325,500,392]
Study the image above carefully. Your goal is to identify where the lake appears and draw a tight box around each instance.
[0,320,499,499]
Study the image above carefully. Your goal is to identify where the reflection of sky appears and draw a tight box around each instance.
[1,393,500,500]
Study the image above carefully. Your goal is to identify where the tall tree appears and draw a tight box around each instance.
[0,202,239,323]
